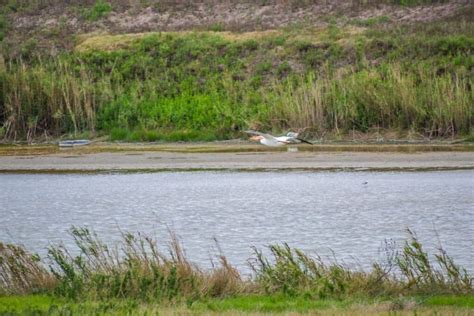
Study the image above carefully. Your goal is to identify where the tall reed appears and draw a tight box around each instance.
[0,227,472,301]
[0,242,55,295]
[251,230,472,298]
[0,28,472,141]
[0,59,106,141]
[265,65,473,136]
[46,227,243,301]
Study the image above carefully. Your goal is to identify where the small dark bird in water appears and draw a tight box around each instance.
[363,181,368,185]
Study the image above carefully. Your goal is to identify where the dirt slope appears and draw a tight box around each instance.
[4,0,472,54]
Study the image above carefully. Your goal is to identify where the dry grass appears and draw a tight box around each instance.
[74,26,366,53]
[75,30,287,52]
[75,32,159,52]
[0,242,56,295]
[218,30,283,42]
[44,227,245,301]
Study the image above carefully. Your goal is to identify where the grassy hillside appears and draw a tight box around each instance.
[0,2,472,142]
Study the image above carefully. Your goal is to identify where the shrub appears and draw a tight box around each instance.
[110,127,129,141]
[81,0,112,22]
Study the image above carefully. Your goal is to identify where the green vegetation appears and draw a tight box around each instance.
[0,227,472,315]
[80,0,112,22]
[0,295,62,314]
[1,294,473,314]
[0,8,472,142]
[193,295,350,313]
[352,16,391,27]
[0,15,6,42]
[424,295,474,308]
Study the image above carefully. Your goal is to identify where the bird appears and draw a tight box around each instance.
[244,130,313,147]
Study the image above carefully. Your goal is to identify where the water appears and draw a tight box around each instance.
[1,171,473,273]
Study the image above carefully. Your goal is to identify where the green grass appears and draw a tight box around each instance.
[80,0,112,21]
[110,127,221,142]
[0,295,62,314]
[0,296,144,315]
[1,294,473,315]
[194,294,474,313]
[192,295,350,313]
[424,295,474,308]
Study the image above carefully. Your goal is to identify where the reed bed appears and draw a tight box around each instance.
[266,66,473,136]
[0,228,472,302]
[0,23,472,141]
[1,60,471,141]
[0,60,98,141]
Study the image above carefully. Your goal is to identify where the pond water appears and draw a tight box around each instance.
[1,171,473,273]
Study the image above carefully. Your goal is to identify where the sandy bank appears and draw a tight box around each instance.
[0,143,473,172]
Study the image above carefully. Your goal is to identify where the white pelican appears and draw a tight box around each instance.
[245,130,313,147]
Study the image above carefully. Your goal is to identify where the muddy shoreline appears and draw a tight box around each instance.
[0,142,473,172]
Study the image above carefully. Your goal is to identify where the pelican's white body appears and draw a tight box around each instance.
[245,130,312,147]
[260,136,292,147]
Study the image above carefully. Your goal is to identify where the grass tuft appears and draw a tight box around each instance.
[80,0,112,22]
